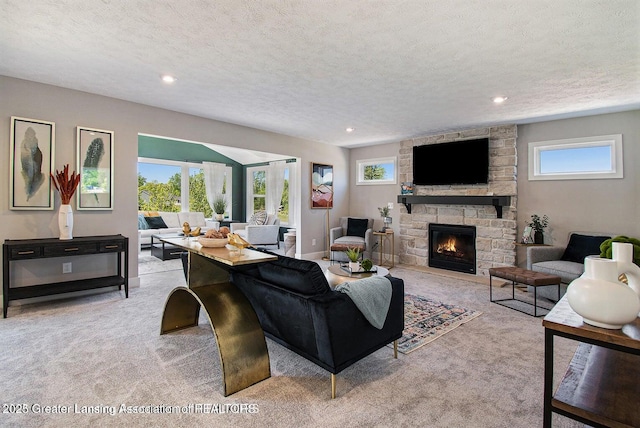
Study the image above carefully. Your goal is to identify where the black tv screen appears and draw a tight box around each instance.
[412,138,489,185]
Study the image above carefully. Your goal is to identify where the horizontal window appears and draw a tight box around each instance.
[528,134,623,181]
[356,157,397,185]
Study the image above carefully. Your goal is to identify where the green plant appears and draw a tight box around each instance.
[345,247,361,262]
[212,195,227,214]
[528,214,549,232]
[600,236,640,266]
[378,206,390,217]
[361,258,373,272]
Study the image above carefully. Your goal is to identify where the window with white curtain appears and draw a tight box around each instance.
[246,161,295,226]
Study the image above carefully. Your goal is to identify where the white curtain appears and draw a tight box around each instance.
[202,162,227,209]
[266,161,286,215]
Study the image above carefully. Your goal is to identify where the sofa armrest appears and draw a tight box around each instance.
[329,226,343,243]
[308,276,405,373]
[230,222,248,233]
[244,224,280,245]
[526,246,565,269]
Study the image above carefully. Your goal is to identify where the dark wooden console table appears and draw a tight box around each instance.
[542,296,640,427]
[3,235,129,318]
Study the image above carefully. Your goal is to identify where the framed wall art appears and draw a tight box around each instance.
[311,162,333,209]
[77,126,114,210]
[10,116,55,210]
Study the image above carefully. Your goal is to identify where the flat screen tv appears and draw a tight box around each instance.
[413,138,489,185]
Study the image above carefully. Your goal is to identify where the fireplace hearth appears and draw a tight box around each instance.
[429,224,476,274]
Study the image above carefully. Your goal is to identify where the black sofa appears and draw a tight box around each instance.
[227,253,405,398]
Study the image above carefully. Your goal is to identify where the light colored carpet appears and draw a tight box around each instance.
[0,257,584,427]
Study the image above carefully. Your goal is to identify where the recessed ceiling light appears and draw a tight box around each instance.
[346,127,355,133]
[493,96,508,104]
[161,74,177,84]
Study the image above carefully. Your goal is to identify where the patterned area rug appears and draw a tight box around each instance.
[395,293,482,354]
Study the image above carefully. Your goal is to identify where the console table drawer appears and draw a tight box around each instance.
[10,246,43,260]
[99,241,124,252]
[43,243,98,257]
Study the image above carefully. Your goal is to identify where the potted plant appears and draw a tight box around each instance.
[345,247,361,271]
[212,195,227,221]
[528,214,549,244]
[378,206,392,231]
[361,258,373,272]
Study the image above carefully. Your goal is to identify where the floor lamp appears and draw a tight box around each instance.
[322,193,333,261]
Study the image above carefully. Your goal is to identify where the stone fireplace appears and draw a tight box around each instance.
[397,125,518,277]
[429,223,476,274]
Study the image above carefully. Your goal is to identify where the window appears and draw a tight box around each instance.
[356,157,397,185]
[138,158,232,218]
[528,135,623,181]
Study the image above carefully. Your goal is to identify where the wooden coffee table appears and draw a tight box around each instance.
[489,266,561,317]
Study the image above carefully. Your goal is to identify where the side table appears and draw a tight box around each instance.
[283,232,296,257]
[373,231,394,268]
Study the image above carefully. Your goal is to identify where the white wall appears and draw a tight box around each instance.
[517,110,640,248]
[0,76,349,294]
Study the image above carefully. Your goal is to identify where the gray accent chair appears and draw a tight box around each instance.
[526,231,612,301]
[330,217,374,262]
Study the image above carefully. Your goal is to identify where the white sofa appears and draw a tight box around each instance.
[138,211,219,248]
[230,213,281,247]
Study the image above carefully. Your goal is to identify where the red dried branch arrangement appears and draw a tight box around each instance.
[51,164,81,205]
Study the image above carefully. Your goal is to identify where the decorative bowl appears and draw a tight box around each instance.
[197,237,228,248]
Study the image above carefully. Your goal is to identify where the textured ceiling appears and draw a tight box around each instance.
[1,0,639,147]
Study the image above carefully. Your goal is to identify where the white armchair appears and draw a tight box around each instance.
[230,213,281,247]
[330,217,374,262]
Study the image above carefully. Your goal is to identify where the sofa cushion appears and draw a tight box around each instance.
[144,216,168,229]
[138,214,149,230]
[347,218,368,238]
[532,260,585,284]
[561,234,610,263]
[158,212,180,228]
[178,212,206,227]
[257,257,330,296]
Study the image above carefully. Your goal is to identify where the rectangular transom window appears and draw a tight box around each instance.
[356,156,397,185]
[528,134,623,181]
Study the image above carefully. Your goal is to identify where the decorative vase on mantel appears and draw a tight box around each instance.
[58,204,74,240]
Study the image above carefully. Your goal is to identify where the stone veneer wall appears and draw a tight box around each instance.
[398,125,517,277]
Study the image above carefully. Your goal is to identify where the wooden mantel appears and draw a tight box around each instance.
[397,195,512,218]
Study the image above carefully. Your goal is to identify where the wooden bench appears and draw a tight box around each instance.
[489,266,561,317]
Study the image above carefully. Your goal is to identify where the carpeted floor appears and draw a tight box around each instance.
[0,255,584,427]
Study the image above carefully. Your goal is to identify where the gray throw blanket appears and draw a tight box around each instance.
[335,276,392,329]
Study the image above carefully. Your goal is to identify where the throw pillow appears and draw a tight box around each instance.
[249,210,268,225]
[138,214,149,230]
[144,216,168,229]
[561,234,610,264]
[347,218,369,238]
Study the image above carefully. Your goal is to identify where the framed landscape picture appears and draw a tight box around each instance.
[10,116,55,210]
[311,162,333,209]
[77,126,114,210]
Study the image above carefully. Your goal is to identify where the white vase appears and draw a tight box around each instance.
[215,213,224,221]
[58,204,74,240]
[566,252,640,329]
[349,261,360,272]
